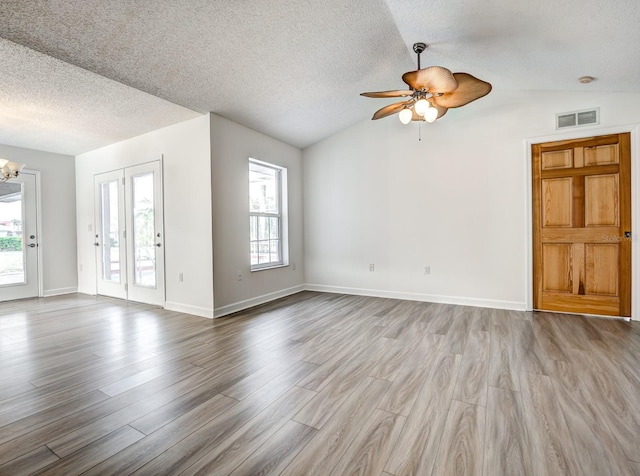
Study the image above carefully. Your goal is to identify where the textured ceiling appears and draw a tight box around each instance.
[0,0,638,155]
[0,39,199,156]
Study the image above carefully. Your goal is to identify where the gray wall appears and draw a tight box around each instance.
[0,143,78,296]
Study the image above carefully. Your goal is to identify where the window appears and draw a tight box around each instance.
[249,159,288,270]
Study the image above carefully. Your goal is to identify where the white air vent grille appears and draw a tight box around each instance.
[556,108,599,130]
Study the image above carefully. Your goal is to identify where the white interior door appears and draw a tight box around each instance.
[0,172,39,301]
[95,170,126,299]
[94,161,164,306]
[125,162,165,306]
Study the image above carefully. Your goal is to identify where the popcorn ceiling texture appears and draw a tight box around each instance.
[0,0,638,154]
[0,0,408,152]
[0,39,199,155]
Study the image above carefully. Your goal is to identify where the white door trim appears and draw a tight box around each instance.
[524,124,640,320]
[94,169,127,299]
[124,160,165,307]
[30,169,44,297]
[92,157,166,307]
[0,170,42,300]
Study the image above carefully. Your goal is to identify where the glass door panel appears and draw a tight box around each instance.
[0,182,24,285]
[94,170,126,299]
[131,172,156,288]
[125,161,164,306]
[100,181,121,283]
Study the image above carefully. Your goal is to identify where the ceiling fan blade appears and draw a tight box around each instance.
[402,66,458,93]
[361,90,414,98]
[431,73,492,108]
[372,101,411,120]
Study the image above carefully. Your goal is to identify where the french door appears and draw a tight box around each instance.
[0,172,39,301]
[94,161,165,306]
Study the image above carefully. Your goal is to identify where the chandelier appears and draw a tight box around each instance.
[0,158,26,183]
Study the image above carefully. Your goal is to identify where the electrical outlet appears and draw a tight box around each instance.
[178,272,184,282]
[369,264,375,272]
[424,265,430,275]
[237,271,243,281]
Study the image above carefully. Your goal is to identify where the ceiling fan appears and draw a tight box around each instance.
[361,42,492,124]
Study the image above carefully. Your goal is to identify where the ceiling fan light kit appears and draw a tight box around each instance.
[361,42,492,125]
[0,158,26,183]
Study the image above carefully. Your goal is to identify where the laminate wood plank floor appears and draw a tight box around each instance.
[1,292,639,475]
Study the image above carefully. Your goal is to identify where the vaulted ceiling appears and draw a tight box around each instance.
[0,0,638,155]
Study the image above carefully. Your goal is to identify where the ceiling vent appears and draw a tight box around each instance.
[556,107,599,130]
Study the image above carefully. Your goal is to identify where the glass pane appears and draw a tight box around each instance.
[258,216,268,240]
[100,181,120,282]
[258,241,269,264]
[250,216,257,241]
[132,173,156,288]
[269,217,279,239]
[250,241,258,265]
[270,240,280,262]
[0,182,25,286]
[249,162,279,214]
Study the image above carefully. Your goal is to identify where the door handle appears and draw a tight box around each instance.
[28,243,36,248]
[94,242,100,246]
[155,243,162,247]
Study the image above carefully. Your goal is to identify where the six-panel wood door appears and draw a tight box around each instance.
[532,133,631,317]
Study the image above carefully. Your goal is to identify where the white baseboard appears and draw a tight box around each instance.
[214,284,306,318]
[165,301,214,319]
[195,282,525,321]
[43,287,78,297]
[304,284,526,311]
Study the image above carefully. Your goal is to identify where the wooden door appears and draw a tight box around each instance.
[532,133,631,317]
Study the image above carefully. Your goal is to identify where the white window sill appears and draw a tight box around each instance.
[250,263,288,272]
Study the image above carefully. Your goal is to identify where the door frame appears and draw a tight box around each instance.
[92,157,166,307]
[0,169,44,299]
[31,169,44,298]
[94,169,127,300]
[525,125,640,319]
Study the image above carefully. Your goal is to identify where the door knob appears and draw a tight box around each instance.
[28,243,36,248]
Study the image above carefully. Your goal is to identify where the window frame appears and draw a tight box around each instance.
[249,158,288,271]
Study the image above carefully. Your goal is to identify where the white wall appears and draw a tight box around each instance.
[75,115,214,317]
[210,114,304,316]
[0,144,77,296]
[303,90,640,309]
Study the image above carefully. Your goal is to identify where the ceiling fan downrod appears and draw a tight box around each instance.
[413,42,427,70]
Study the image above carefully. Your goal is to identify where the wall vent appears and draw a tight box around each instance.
[556,107,599,130]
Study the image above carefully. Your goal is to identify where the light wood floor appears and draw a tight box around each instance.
[0,292,639,475]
